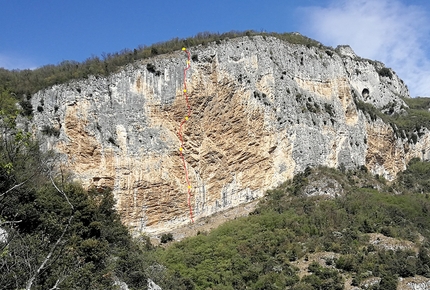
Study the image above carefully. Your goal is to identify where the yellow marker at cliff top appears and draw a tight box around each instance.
[182,47,186,51]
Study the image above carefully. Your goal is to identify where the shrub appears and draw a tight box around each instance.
[378,67,393,79]
[19,99,33,116]
[336,255,356,271]
[379,274,398,290]
[151,47,159,55]
[146,63,161,76]
[41,125,60,137]
[325,50,334,57]
[146,63,156,73]
[354,100,379,121]
[303,262,343,290]
[160,233,174,243]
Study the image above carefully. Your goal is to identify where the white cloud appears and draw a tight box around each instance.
[299,0,430,97]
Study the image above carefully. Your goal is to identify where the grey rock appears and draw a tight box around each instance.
[25,35,430,234]
[361,277,381,289]
[113,277,129,290]
[0,227,7,243]
[148,279,162,290]
[336,45,357,59]
[303,177,343,198]
[407,280,430,290]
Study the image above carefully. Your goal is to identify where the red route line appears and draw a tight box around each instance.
[178,47,194,222]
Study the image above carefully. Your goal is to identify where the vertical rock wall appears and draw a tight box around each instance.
[29,36,429,234]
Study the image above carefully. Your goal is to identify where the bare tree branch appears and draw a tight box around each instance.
[25,214,73,290]
[49,175,74,211]
[0,220,22,225]
[0,180,28,198]
[25,176,74,290]
[48,267,68,290]
[48,278,62,290]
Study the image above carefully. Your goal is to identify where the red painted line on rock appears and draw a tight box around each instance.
[178,48,194,222]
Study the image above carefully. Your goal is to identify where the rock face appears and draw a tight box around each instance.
[28,35,430,234]
[147,279,162,290]
[0,227,7,243]
[398,276,430,290]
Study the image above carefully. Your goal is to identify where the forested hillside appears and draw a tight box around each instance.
[153,162,430,290]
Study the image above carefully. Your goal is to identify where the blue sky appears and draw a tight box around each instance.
[1,0,430,97]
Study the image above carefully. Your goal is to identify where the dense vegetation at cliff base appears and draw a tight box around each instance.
[154,163,430,290]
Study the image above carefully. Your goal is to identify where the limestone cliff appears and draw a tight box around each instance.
[27,35,430,234]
